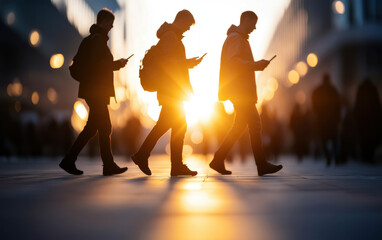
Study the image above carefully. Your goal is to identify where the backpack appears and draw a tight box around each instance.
[139,44,165,92]
[69,35,93,82]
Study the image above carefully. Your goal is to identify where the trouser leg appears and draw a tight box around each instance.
[66,105,98,162]
[214,105,246,162]
[135,107,170,159]
[170,105,187,165]
[246,105,267,166]
[96,104,114,165]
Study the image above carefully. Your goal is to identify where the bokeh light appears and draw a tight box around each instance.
[50,53,64,69]
[29,30,41,46]
[307,53,318,67]
[295,61,308,77]
[47,88,58,104]
[14,101,21,112]
[31,91,39,105]
[288,70,300,84]
[222,101,234,115]
[6,12,15,25]
[191,131,203,144]
[333,1,345,14]
[74,101,88,120]
[11,79,23,97]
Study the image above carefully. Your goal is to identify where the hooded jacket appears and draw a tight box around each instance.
[219,25,258,104]
[78,24,121,103]
[155,22,193,105]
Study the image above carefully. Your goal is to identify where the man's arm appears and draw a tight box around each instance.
[225,35,269,71]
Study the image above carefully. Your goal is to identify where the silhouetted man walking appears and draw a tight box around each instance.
[311,74,341,166]
[60,9,128,176]
[209,11,282,176]
[132,10,202,176]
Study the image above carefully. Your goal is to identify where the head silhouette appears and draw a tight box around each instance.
[323,74,331,85]
[239,11,258,35]
[97,8,115,33]
[173,9,195,34]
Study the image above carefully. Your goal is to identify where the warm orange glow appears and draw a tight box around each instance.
[333,1,345,14]
[288,70,300,84]
[269,77,279,91]
[29,30,40,46]
[184,97,214,125]
[6,12,15,25]
[183,145,193,157]
[74,101,88,120]
[14,101,21,112]
[191,131,203,144]
[47,88,58,104]
[31,92,39,105]
[110,101,120,110]
[7,84,12,96]
[222,100,234,115]
[147,104,161,122]
[11,79,23,97]
[115,87,127,102]
[182,182,202,191]
[50,53,64,69]
[307,53,318,67]
[295,61,308,77]
[295,90,306,104]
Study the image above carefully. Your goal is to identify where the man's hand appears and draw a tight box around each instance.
[187,57,202,69]
[117,58,128,68]
[254,59,270,71]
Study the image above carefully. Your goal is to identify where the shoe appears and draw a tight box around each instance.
[257,162,283,176]
[132,154,151,176]
[59,156,83,175]
[170,164,197,177]
[209,158,232,175]
[103,163,128,176]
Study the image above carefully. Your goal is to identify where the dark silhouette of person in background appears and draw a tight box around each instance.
[354,78,382,163]
[60,9,128,176]
[209,11,282,176]
[311,74,341,166]
[289,103,310,161]
[122,115,142,158]
[132,10,202,176]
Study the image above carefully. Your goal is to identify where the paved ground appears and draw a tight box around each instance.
[0,154,381,240]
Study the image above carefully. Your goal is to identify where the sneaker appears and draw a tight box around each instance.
[209,158,232,175]
[257,162,283,176]
[59,156,83,175]
[132,154,151,176]
[170,164,197,177]
[103,163,128,176]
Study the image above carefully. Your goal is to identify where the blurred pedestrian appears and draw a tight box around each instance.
[311,74,341,166]
[354,78,382,163]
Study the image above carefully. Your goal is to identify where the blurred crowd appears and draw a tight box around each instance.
[1,75,381,165]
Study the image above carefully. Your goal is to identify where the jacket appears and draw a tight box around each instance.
[78,24,121,103]
[155,22,193,106]
[218,25,258,104]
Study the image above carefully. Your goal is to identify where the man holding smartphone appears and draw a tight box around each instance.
[60,8,128,176]
[132,10,202,176]
[210,11,282,176]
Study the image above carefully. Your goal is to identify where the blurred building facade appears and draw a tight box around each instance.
[260,0,382,119]
[0,0,127,156]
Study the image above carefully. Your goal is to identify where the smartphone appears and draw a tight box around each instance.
[269,55,277,62]
[199,53,207,59]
